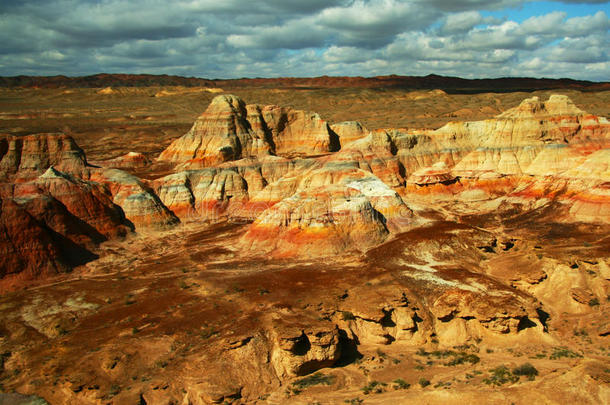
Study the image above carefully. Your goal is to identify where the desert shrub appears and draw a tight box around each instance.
[482,365,519,386]
[155,360,168,368]
[416,349,479,366]
[418,378,430,388]
[361,381,387,394]
[512,363,538,380]
[200,328,218,339]
[549,347,582,360]
[573,328,588,337]
[445,352,480,366]
[392,378,410,390]
[292,373,335,389]
[416,348,429,356]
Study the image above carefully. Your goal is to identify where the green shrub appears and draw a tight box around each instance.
[361,381,387,394]
[512,363,538,380]
[549,347,582,360]
[292,373,335,390]
[418,378,430,388]
[482,365,519,386]
[392,378,410,390]
[445,352,480,366]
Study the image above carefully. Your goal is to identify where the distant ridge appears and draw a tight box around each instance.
[0,73,216,89]
[1,73,608,93]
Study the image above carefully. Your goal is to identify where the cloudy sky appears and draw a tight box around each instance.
[0,0,608,80]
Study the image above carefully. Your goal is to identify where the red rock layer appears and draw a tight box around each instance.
[0,133,89,182]
[241,186,390,258]
[0,133,180,284]
[0,197,68,279]
[91,169,179,229]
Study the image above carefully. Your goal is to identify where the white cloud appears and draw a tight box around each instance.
[441,11,496,33]
[520,11,567,34]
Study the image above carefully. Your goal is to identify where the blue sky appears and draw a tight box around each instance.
[0,0,608,80]
[484,1,609,21]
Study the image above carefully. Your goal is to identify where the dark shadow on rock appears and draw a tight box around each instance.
[517,316,538,332]
[334,329,362,367]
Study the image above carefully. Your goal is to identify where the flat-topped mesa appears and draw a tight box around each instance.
[158,94,339,169]
[0,133,89,182]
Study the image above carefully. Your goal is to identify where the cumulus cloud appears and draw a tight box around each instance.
[440,11,494,33]
[0,0,608,80]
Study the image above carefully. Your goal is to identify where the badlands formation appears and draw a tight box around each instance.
[0,93,609,404]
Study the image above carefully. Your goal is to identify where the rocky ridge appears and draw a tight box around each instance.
[2,94,609,280]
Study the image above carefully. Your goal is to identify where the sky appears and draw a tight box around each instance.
[0,0,608,80]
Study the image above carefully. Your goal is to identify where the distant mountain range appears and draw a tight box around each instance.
[1,73,608,93]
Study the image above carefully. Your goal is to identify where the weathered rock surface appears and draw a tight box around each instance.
[408,161,456,186]
[1,94,609,285]
[241,185,390,257]
[0,197,69,279]
[0,133,89,182]
[153,167,250,221]
[270,318,342,377]
[91,169,179,229]
[30,167,132,238]
[330,121,368,146]
[158,94,339,168]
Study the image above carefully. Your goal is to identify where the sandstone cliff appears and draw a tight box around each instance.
[158,94,340,168]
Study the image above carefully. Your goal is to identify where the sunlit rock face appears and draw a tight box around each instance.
[1,94,609,281]
[399,95,610,223]
[90,169,179,229]
[158,94,339,169]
